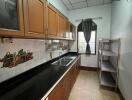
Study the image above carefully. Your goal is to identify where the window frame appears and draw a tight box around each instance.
[77,30,97,55]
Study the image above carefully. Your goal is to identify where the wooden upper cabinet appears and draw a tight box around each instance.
[63,18,66,34]
[0,0,24,37]
[47,5,58,37]
[58,15,67,38]
[23,0,45,38]
[66,21,70,32]
[56,12,60,37]
[71,24,76,40]
[58,15,63,37]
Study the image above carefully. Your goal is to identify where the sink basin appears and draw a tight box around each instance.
[51,56,76,66]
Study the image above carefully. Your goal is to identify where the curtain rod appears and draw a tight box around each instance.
[75,17,102,22]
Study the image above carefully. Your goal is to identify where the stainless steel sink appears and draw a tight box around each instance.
[51,56,76,66]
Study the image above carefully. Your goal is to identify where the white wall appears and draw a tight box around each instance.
[69,4,111,67]
[47,0,69,17]
[0,39,68,83]
[111,1,132,100]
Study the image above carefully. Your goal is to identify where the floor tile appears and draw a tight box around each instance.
[68,70,120,100]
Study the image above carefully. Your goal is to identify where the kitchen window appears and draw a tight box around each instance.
[78,30,96,54]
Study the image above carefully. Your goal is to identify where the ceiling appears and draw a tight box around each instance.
[61,0,112,10]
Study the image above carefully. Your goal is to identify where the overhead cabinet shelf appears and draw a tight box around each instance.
[100,72,116,88]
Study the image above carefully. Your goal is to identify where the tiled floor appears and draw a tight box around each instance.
[68,70,120,100]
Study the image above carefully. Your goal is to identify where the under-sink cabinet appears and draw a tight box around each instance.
[43,56,80,100]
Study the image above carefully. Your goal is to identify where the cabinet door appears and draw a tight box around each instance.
[47,57,81,100]
[23,0,45,38]
[56,13,60,37]
[47,5,57,37]
[48,79,64,100]
[63,18,66,37]
[65,21,71,39]
[66,21,70,32]
[0,0,24,37]
[64,72,72,100]
[77,56,81,72]
[70,62,80,90]
[69,66,75,90]
[58,15,65,37]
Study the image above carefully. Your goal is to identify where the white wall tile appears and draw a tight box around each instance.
[0,39,68,83]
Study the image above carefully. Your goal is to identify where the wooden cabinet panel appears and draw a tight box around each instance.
[58,15,67,38]
[47,6,57,36]
[58,15,64,37]
[56,13,60,37]
[64,71,72,100]
[69,24,76,40]
[47,56,81,100]
[70,65,76,88]
[66,21,70,32]
[0,0,24,37]
[48,79,65,100]
[23,0,45,38]
[64,21,74,39]
[63,18,66,34]
[68,22,70,32]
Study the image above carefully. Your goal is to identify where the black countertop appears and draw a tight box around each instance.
[0,52,78,100]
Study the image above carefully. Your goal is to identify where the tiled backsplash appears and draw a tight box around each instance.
[0,38,68,83]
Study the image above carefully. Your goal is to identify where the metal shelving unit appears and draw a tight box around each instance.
[101,61,116,72]
[101,72,116,87]
[99,50,117,57]
[98,39,120,90]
